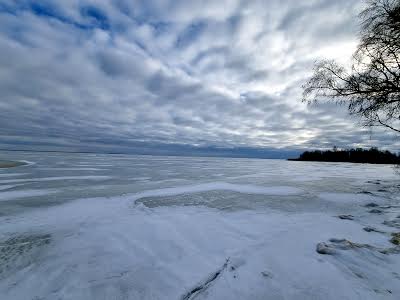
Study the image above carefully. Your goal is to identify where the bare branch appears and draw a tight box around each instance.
[302,0,400,134]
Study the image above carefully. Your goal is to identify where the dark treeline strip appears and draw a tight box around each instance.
[289,147,400,164]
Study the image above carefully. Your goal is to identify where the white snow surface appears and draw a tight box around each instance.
[1,195,399,300]
[0,154,399,300]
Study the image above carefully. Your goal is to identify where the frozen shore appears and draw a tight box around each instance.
[0,153,399,299]
[0,184,399,299]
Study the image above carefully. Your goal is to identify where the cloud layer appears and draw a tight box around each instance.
[0,0,398,154]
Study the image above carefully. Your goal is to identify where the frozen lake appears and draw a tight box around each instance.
[0,151,399,299]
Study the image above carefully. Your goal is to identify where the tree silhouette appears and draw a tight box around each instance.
[291,147,400,164]
[303,0,400,133]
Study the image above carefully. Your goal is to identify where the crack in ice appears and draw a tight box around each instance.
[181,258,230,300]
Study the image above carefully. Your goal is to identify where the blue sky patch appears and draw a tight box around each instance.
[80,5,110,30]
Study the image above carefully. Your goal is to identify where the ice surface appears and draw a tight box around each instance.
[0,185,22,191]
[318,192,386,204]
[128,182,304,202]
[0,152,399,300]
[1,198,399,300]
[37,167,107,171]
[0,189,57,201]
[0,173,28,177]
[0,175,112,184]
[19,160,35,166]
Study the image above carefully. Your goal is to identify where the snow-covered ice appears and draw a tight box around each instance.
[318,192,386,204]
[37,167,107,171]
[0,175,112,184]
[128,182,304,201]
[0,173,28,178]
[0,185,22,191]
[0,189,57,201]
[0,152,399,300]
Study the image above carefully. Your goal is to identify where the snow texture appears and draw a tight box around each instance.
[0,153,399,300]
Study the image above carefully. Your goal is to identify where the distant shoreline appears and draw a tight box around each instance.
[287,158,399,165]
[0,160,28,168]
[288,147,400,165]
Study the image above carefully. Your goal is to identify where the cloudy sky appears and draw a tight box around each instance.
[0,0,398,156]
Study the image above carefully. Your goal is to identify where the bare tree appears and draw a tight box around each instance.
[303,0,400,133]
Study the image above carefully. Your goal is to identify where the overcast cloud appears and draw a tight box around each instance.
[0,0,398,155]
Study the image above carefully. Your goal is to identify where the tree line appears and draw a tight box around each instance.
[290,147,400,164]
